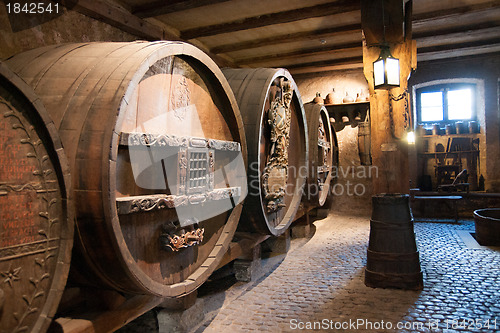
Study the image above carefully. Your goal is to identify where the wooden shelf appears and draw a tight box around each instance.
[322,101,370,131]
[323,101,370,107]
[418,150,479,155]
[418,133,480,138]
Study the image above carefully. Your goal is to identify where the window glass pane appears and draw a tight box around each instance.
[420,92,443,121]
[421,106,444,122]
[448,88,472,120]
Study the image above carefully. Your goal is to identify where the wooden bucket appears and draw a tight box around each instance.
[358,121,371,166]
[304,103,338,207]
[474,208,500,246]
[7,42,247,297]
[0,62,73,332]
[365,194,423,290]
[223,68,308,236]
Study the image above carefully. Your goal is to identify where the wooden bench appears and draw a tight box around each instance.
[410,189,462,223]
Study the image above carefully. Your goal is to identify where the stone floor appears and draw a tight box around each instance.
[120,212,500,333]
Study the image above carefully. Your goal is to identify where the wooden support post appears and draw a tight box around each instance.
[363,37,417,194]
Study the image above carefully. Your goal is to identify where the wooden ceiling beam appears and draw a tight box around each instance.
[274,38,500,73]
[417,37,500,54]
[132,0,231,18]
[413,21,500,39]
[288,62,363,75]
[290,63,363,75]
[59,0,169,40]
[211,24,361,54]
[288,42,500,74]
[415,27,500,49]
[180,1,360,40]
[235,42,362,66]
[413,0,500,22]
[284,56,363,70]
[417,49,500,63]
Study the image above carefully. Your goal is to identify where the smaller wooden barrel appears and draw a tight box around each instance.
[365,194,423,290]
[0,62,73,333]
[304,103,338,207]
[223,68,308,236]
[358,121,371,166]
[474,208,500,245]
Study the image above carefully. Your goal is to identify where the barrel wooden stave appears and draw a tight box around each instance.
[7,42,247,297]
[0,62,73,333]
[223,68,308,236]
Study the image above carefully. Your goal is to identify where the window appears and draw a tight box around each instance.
[416,83,476,124]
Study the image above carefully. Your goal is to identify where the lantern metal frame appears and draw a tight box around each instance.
[373,44,400,89]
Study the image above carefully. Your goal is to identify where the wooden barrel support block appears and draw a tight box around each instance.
[303,103,338,208]
[0,62,73,333]
[7,42,247,297]
[223,68,308,236]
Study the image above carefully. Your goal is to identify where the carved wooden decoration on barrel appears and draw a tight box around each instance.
[304,103,339,207]
[7,42,247,297]
[223,68,307,236]
[0,62,73,333]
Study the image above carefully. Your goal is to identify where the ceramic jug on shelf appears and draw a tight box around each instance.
[343,91,354,103]
[313,92,323,104]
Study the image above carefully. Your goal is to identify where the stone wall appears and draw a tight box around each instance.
[0,4,139,60]
[295,70,373,215]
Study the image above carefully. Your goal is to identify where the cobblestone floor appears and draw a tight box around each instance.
[121,212,500,332]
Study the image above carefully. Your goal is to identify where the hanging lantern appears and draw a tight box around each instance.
[373,45,400,89]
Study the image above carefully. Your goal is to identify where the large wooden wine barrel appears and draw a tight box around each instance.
[304,103,338,207]
[223,68,307,236]
[0,62,73,332]
[7,42,247,297]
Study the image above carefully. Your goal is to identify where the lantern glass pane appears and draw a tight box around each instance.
[374,58,385,87]
[386,57,400,85]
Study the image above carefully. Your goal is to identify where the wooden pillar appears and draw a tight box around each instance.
[363,37,417,194]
